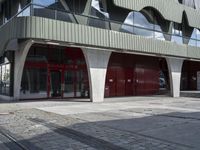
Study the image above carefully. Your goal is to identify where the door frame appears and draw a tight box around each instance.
[47,64,64,99]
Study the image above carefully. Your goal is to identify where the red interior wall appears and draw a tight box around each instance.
[181,61,200,90]
[105,53,160,97]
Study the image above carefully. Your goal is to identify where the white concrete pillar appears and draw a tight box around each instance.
[13,40,33,100]
[83,49,111,102]
[166,57,184,97]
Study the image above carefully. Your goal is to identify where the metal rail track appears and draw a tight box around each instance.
[0,130,28,150]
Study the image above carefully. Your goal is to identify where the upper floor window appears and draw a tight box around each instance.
[91,0,109,18]
[32,0,56,7]
[121,9,165,40]
[172,22,183,44]
[189,28,200,47]
[88,0,110,29]
[0,0,31,25]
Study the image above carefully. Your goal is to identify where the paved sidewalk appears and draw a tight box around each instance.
[0,96,200,149]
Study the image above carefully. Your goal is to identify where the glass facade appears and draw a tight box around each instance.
[121,10,165,40]
[0,0,200,48]
[20,44,89,99]
[0,0,31,25]
[0,53,13,96]
[171,23,183,44]
[88,0,110,29]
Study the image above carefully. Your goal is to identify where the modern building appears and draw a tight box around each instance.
[0,0,200,101]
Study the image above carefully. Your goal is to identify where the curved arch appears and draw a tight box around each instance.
[14,39,33,100]
[182,11,194,44]
[140,6,166,23]
[113,0,184,23]
[140,7,172,41]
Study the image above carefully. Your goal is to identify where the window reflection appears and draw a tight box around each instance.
[88,0,110,29]
[171,23,183,44]
[121,11,155,38]
[121,12,134,33]
[154,25,165,41]
[17,6,31,17]
[197,29,200,47]
[20,68,47,99]
[33,5,56,19]
[32,0,56,7]
[189,28,198,47]
[0,57,11,96]
[0,0,31,24]
[91,0,109,18]
[133,12,154,38]
[1,0,200,48]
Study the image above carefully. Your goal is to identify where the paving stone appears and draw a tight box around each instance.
[0,97,199,149]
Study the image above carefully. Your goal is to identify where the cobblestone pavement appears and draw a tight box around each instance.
[0,96,200,150]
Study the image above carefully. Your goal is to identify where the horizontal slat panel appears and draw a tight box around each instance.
[0,16,200,60]
[114,0,200,29]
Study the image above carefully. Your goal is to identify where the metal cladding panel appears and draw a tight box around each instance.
[113,0,200,29]
[109,31,187,57]
[0,16,200,60]
[188,46,200,59]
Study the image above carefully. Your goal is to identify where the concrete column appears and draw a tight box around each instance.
[13,40,33,100]
[83,48,111,102]
[166,57,184,97]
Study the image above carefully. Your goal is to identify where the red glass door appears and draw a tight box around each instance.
[116,68,125,96]
[105,68,116,97]
[125,69,136,96]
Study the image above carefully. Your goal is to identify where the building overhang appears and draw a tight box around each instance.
[0,16,200,60]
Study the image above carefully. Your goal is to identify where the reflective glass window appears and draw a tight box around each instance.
[154,25,165,41]
[33,5,56,19]
[64,71,74,97]
[133,12,154,38]
[0,63,11,95]
[33,0,56,7]
[121,12,134,33]
[17,6,31,17]
[88,0,110,29]
[197,29,200,47]
[20,68,47,99]
[171,23,183,44]
[189,28,198,47]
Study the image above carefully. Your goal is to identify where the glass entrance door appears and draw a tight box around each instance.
[63,70,75,97]
[48,67,89,99]
[50,70,62,98]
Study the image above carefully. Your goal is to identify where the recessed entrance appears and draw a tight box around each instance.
[49,69,62,98]
[105,52,169,97]
[20,44,89,100]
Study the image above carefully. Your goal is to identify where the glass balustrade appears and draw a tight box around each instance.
[1,3,200,48]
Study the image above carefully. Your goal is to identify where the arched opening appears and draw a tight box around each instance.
[120,7,171,41]
[20,44,89,100]
[182,11,193,44]
[172,11,193,45]
[180,60,200,97]
[105,52,170,97]
[181,60,200,91]
[0,51,14,97]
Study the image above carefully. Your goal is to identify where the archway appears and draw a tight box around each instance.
[20,43,89,100]
[105,52,170,97]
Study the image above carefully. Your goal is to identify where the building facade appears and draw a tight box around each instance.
[0,0,200,101]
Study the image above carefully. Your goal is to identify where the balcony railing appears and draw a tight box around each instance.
[1,3,200,48]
